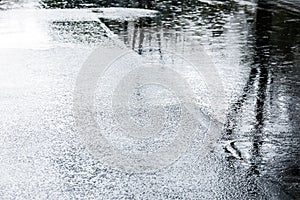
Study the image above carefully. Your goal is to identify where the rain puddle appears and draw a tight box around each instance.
[0,0,299,199]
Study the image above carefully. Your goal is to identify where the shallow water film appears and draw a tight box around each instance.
[0,0,299,199]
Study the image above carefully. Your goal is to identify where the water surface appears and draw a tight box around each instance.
[0,0,299,199]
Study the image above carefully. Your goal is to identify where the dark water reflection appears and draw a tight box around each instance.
[227,1,299,198]
[34,0,300,198]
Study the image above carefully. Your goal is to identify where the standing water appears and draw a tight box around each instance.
[0,0,299,199]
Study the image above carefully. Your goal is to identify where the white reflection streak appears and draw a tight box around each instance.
[0,10,52,49]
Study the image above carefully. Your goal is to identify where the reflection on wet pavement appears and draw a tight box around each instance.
[0,0,299,199]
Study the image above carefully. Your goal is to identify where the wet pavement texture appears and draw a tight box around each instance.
[0,0,299,199]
